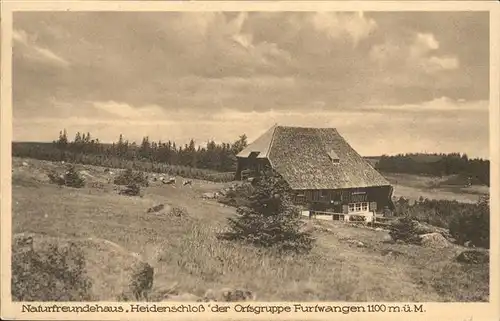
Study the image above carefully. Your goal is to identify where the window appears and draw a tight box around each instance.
[294,194,305,204]
[333,214,345,221]
[348,202,369,213]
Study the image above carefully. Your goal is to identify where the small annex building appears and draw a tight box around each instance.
[235,125,395,222]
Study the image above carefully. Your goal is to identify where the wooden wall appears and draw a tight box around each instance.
[235,157,271,180]
[293,186,394,213]
[235,157,395,213]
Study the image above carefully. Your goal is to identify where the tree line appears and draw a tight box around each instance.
[13,130,489,187]
[12,129,248,181]
[375,153,490,186]
[50,129,248,172]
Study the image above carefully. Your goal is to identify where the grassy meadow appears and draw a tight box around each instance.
[11,157,489,301]
[384,172,489,204]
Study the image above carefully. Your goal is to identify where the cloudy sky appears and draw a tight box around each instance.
[13,11,490,158]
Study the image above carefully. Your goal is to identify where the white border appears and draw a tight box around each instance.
[1,2,499,320]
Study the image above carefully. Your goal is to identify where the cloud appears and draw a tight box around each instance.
[424,56,460,73]
[362,97,488,112]
[370,31,460,75]
[12,29,29,45]
[13,12,487,112]
[310,12,377,46]
[11,11,489,159]
[13,29,70,68]
[155,12,293,78]
[411,32,440,56]
[13,97,489,159]
[91,101,167,120]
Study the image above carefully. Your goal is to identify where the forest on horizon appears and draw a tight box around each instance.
[11,129,490,186]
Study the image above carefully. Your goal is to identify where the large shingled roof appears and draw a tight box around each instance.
[237,125,391,190]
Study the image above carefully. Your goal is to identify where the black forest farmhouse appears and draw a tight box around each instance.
[235,125,394,222]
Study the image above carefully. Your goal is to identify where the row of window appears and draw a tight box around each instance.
[295,191,368,202]
[348,202,369,213]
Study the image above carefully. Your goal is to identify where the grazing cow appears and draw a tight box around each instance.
[202,192,220,200]
[162,177,176,185]
[182,179,193,187]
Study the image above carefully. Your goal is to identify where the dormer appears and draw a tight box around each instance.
[327,149,340,164]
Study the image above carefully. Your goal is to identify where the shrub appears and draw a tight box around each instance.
[449,197,489,249]
[147,204,165,213]
[393,196,488,232]
[218,169,315,254]
[456,250,489,264]
[349,215,367,222]
[64,165,85,188]
[120,183,141,197]
[48,171,65,186]
[388,216,422,244]
[47,165,85,188]
[114,168,149,187]
[218,183,254,208]
[169,206,188,217]
[12,238,92,301]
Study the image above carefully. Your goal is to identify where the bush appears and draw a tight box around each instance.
[449,197,489,248]
[47,165,85,188]
[12,238,92,301]
[393,196,488,231]
[114,168,149,187]
[64,165,85,188]
[48,171,65,186]
[456,250,489,264]
[388,216,422,244]
[218,183,254,208]
[349,215,367,222]
[120,183,141,197]
[218,169,315,254]
[169,206,188,217]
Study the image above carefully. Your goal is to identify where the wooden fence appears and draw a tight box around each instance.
[303,210,397,224]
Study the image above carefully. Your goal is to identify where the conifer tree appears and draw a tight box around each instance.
[56,129,69,150]
[219,169,314,254]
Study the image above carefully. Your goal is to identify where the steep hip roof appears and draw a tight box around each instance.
[236,124,277,159]
[237,125,391,190]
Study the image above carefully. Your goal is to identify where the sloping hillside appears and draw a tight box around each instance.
[10,157,489,301]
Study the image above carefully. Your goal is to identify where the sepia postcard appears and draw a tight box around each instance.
[1,1,499,321]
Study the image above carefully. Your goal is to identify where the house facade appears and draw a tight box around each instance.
[235,125,394,222]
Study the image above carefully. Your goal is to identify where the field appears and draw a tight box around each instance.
[11,157,489,301]
[384,172,489,204]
